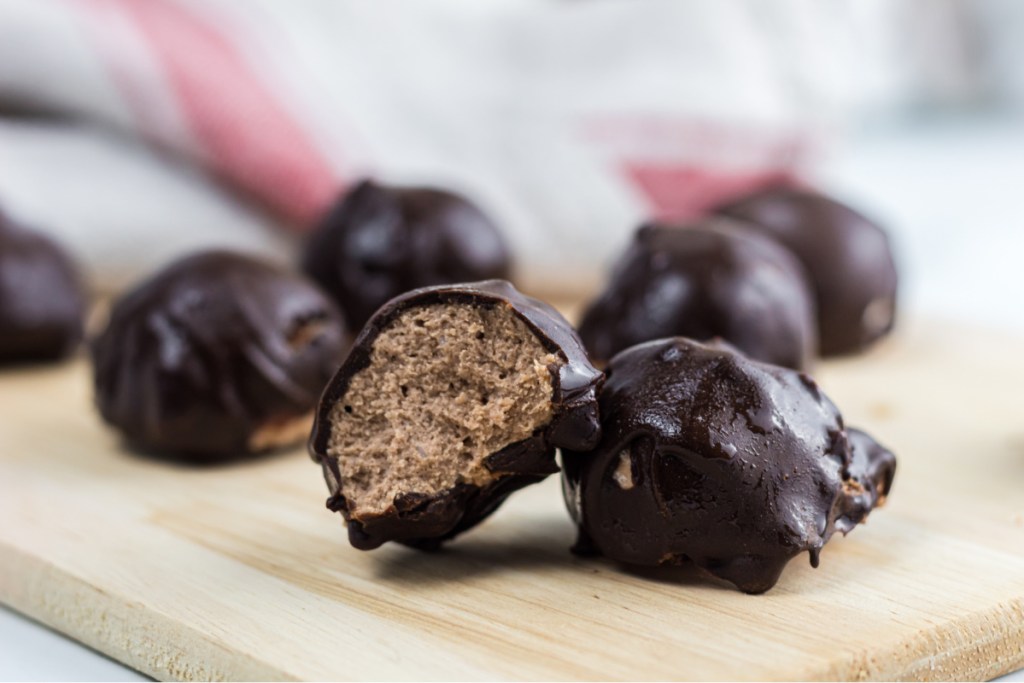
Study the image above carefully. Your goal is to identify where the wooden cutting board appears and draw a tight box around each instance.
[1,319,1023,681]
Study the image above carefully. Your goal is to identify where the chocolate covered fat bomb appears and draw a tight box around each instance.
[578,219,816,370]
[92,251,348,460]
[310,280,603,551]
[561,337,896,594]
[0,213,86,363]
[717,188,898,356]
[302,180,512,329]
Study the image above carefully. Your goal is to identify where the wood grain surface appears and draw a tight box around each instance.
[1,320,1023,681]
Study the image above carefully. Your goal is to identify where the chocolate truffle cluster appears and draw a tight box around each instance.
[310,279,896,592]
[88,180,511,461]
[303,183,898,593]
[67,175,898,594]
[580,187,898,367]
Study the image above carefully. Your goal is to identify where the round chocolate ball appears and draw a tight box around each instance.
[0,213,86,363]
[302,180,511,329]
[310,280,603,550]
[716,188,898,356]
[577,219,816,370]
[561,337,896,594]
[92,251,349,460]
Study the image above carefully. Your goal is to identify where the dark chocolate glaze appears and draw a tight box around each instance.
[0,213,86,363]
[302,180,511,330]
[92,250,349,460]
[716,188,898,356]
[310,279,603,550]
[578,219,816,370]
[561,337,896,594]
[837,427,897,534]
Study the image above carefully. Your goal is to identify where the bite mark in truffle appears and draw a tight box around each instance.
[331,304,558,516]
[311,280,603,550]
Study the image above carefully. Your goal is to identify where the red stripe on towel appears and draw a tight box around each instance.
[621,165,797,221]
[96,0,340,227]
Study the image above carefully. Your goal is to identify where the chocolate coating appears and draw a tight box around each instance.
[578,219,816,370]
[716,188,898,356]
[302,180,511,330]
[0,213,86,363]
[561,337,896,593]
[311,279,604,550]
[838,427,897,534]
[92,251,349,460]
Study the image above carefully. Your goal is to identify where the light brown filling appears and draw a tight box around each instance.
[249,412,315,452]
[842,478,866,496]
[327,302,561,517]
[287,317,330,349]
[613,451,634,489]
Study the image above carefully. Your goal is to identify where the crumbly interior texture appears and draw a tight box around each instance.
[328,302,562,516]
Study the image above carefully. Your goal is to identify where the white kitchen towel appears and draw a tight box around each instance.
[0,0,1001,294]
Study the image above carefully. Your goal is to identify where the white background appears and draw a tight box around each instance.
[2,115,1023,681]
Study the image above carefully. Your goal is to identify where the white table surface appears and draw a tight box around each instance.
[3,114,1024,681]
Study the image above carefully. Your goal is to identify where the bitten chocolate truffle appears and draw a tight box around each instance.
[302,180,512,329]
[92,251,348,459]
[0,213,86,363]
[716,188,898,356]
[578,219,816,370]
[310,280,603,551]
[561,337,896,594]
